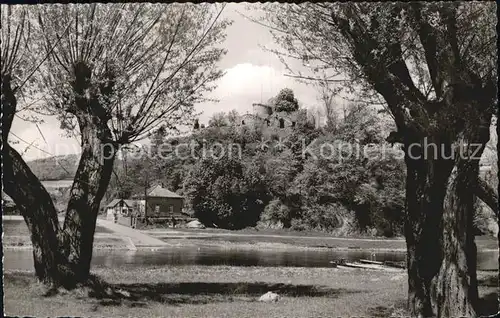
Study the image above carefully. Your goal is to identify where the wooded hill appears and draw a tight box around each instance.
[26,107,497,237]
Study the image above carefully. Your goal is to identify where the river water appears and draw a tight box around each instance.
[4,247,498,271]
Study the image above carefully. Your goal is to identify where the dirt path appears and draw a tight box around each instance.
[96,219,167,247]
[3,216,166,248]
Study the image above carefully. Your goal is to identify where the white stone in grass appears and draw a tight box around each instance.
[186,220,205,229]
[117,289,130,297]
[258,291,281,302]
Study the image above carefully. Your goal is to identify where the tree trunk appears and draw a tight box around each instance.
[3,64,119,289]
[403,121,493,317]
[431,113,492,316]
[2,74,74,288]
[431,162,478,317]
[60,114,117,283]
[2,145,71,285]
[404,139,455,317]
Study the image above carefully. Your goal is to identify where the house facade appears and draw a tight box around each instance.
[133,184,184,219]
[106,185,184,223]
[105,199,140,221]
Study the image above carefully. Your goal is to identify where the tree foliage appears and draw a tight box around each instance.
[271,88,299,113]
[184,155,270,229]
[208,111,229,127]
[116,106,407,236]
[226,109,240,126]
[33,3,230,142]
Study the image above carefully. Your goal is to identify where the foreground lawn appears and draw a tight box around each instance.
[5,265,410,317]
[5,266,498,317]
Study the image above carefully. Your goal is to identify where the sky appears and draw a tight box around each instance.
[9,4,329,161]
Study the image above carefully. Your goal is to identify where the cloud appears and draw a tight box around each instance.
[196,63,320,125]
[10,62,322,160]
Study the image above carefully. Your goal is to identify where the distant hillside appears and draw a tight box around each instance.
[27,153,126,182]
[27,154,80,181]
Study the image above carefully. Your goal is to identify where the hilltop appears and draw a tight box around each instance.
[26,154,80,181]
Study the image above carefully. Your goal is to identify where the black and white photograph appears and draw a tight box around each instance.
[1,2,498,317]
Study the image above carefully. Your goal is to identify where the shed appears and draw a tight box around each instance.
[105,198,136,220]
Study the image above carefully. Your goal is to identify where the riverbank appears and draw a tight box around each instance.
[4,217,498,252]
[147,228,499,252]
[3,235,132,250]
[3,217,165,250]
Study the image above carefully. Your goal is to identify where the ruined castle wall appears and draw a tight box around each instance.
[252,103,273,118]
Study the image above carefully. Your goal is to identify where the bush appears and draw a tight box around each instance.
[291,142,405,237]
[290,218,308,232]
[184,156,270,229]
[295,203,357,234]
[258,199,289,229]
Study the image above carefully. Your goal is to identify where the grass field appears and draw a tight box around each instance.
[145,225,405,239]
[2,219,113,236]
[4,266,498,317]
[3,236,129,249]
[4,218,497,252]
[162,235,408,250]
[3,219,127,249]
[4,265,409,317]
[151,229,498,251]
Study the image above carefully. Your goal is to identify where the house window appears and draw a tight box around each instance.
[169,205,174,213]
[155,205,160,213]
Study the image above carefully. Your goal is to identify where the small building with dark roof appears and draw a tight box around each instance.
[133,184,185,219]
[105,198,138,220]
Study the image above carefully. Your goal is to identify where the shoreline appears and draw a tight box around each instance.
[4,216,498,253]
[3,240,498,253]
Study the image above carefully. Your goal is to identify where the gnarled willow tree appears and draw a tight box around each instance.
[2,3,229,288]
[260,2,497,317]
